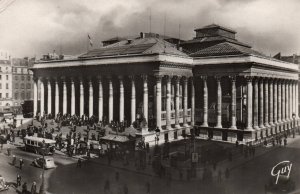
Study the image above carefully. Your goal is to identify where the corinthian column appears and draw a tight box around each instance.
[253,77,259,129]
[246,77,253,130]
[191,77,195,126]
[47,78,52,115]
[108,76,113,123]
[55,78,59,116]
[98,76,103,121]
[33,78,38,117]
[264,79,270,127]
[274,80,278,125]
[259,78,264,128]
[278,80,282,123]
[155,75,162,129]
[40,78,45,117]
[282,81,286,122]
[130,76,136,125]
[142,75,148,125]
[269,79,274,126]
[230,76,237,129]
[71,78,75,116]
[175,76,180,128]
[201,76,208,127]
[166,76,172,129]
[62,77,67,115]
[89,78,93,117]
[183,77,188,127]
[79,78,84,117]
[119,76,124,122]
[216,76,222,128]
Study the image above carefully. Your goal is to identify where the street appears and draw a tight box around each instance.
[0,134,300,194]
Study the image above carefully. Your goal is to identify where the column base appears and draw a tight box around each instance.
[215,124,222,128]
[201,123,208,127]
[259,124,265,129]
[183,123,189,127]
[254,126,260,130]
[175,124,180,129]
[230,126,237,130]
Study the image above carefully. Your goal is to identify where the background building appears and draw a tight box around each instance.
[0,50,13,113]
[11,57,34,113]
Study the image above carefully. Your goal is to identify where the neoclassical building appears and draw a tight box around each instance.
[31,24,299,145]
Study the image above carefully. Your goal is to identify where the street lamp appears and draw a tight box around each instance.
[39,139,46,194]
[154,127,160,146]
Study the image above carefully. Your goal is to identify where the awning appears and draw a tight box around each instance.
[100,134,132,143]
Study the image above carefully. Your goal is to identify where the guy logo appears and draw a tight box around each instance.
[271,161,292,184]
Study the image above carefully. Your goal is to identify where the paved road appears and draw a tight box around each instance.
[1,137,300,194]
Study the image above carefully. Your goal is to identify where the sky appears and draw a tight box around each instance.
[0,0,300,58]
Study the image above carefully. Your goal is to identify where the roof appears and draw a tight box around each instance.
[181,36,250,47]
[100,134,132,143]
[79,37,188,58]
[190,42,265,58]
[24,136,56,144]
[195,24,236,34]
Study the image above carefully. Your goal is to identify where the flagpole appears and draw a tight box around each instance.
[87,34,89,52]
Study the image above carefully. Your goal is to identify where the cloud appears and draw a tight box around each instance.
[0,0,299,58]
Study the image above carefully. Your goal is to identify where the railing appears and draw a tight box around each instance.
[161,109,191,120]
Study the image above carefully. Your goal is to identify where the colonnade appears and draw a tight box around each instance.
[200,76,299,134]
[33,75,195,130]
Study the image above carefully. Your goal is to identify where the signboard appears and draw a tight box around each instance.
[191,152,198,163]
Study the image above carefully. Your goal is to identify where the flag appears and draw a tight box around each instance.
[88,34,93,47]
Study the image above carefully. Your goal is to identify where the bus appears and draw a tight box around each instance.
[21,100,34,118]
[24,136,56,155]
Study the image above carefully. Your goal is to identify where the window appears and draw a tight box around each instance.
[0,83,1,89]
[21,68,24,73]
[21,83,24,89]
[26,92,31,99]
[21,76,24,81]
[15,76,18,81]
[0,93,2,98]
[21,92,25,100]
[6,75,8,80]
[6,83,8,89]
[15,83,18,89]
[0,67,1,72]
[27,83,31,89]
[15,93,18,100]
[0,75,1,80]
[27,76,30,81]
[6,93,8,98]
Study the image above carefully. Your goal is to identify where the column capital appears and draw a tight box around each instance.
[173,75,181,83]
[200,75,207,80]
[245,76,253,82]
[229,75,236,82]
[181,76,188,82]
[118,75,123,80]
[129,75,135,81]
[141,74,148,82]
[215,76,222,81]
[164,75,172,82]
[155,75,163,82]
[96,76,102,82]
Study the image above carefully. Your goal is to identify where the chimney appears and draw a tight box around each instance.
[140,32,144,38]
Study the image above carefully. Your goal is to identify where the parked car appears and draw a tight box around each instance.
[32,156,56,169]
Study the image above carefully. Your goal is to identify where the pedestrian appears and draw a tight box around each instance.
[218,169,222,182]
[19,158,24,170]
[123,184,128,194]
[225,168,230,179]
[31,181,37,194]
[17,174,21,187]
[284,138,287,146]
[7,147,11,156]
[77,158,82,168]
[115,171,119,181]
[22,182,27,194]
[146,182,150,194]
[12,155,16,166]
[104,179,110,193]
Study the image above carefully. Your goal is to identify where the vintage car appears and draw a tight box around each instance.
[32,156,56,169]
[0,175,9,192]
